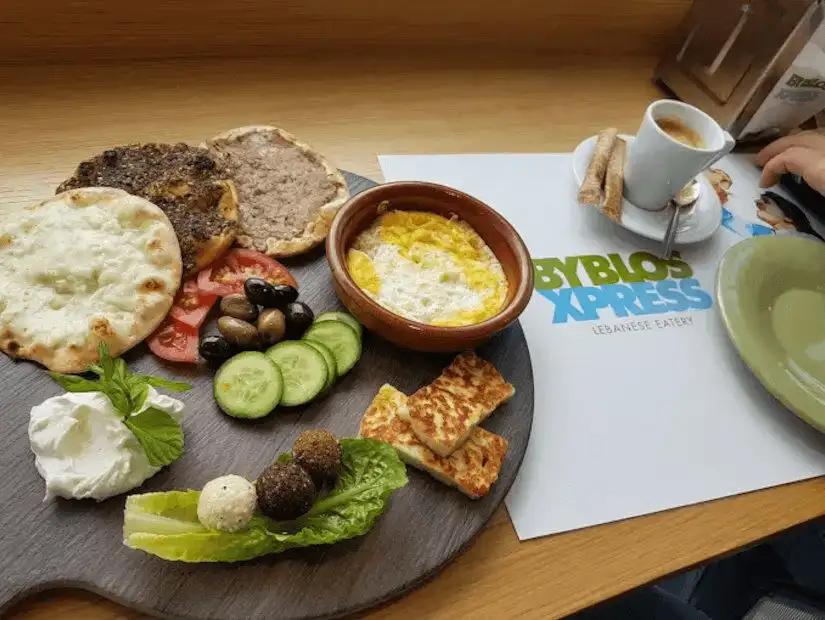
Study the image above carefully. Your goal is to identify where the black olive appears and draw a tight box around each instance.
[199,335,235,361]
[244,278,277,306]
[270,284,299,308]
[284,302,314,339]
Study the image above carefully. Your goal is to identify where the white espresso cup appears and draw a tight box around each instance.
[624,100,735,211]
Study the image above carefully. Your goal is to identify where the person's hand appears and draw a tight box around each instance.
[756,130,825,195]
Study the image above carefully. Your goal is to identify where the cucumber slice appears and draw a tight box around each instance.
[314,311,363,338]
[265,341,328,406]
[303,321,362,376]
[302,340,337,389]
[213,352,283,419]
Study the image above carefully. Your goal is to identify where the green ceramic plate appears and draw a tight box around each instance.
[717,235,825,433]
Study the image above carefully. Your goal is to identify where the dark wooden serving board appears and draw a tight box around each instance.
[0,173,534,620]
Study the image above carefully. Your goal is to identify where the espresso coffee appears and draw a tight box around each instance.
[655,116,705,148]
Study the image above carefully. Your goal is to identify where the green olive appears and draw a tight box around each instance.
[257,308,286,346]
[217,316,259,348]
[220,294,258,322]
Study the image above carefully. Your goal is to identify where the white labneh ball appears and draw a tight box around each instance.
[197,474,257,532]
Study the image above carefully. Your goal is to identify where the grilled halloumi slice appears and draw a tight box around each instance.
[359,384,508,499]
[430,351,515,410]
[400,352,514,457]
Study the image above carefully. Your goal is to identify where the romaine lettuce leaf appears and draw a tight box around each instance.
[123,438,408,562]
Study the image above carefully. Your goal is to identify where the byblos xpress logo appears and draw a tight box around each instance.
[533,252,713,324]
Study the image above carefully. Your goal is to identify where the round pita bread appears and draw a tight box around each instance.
[205,126,349,257]
[0,188,182,373]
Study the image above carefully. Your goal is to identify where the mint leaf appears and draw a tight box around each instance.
[95,343,115,382]
[113,358,129,387]
[130,382,150,412]
[124,406,184,468]
[110,358,134,407]
[48,344,189,466]
[133,375,192,392]
[48,372,102,393]
[104,386,132,417]
[48,363,131,414]
[85,342,132,413]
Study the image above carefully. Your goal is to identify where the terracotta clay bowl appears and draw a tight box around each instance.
[326,181,533,352]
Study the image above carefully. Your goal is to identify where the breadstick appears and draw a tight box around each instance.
[577,128,618,206]
[602,138,626,222]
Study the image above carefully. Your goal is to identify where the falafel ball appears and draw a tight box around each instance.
[293,429,343,488]
[256,461,315,520]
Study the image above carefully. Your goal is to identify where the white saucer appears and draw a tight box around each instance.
[572,134,722,244]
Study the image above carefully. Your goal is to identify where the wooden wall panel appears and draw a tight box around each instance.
[0,0,691,64]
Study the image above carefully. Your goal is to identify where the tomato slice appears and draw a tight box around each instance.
[169,278,218,328]
[197,249,297,297]
[148,318,200,364]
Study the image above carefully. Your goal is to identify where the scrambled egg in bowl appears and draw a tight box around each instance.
[346,210,508,326]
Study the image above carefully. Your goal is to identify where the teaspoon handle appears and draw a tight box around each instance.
[661,205,680,260]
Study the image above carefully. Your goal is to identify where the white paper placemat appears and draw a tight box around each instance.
[379,153,825,540]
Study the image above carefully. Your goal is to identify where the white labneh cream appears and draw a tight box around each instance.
[28,388,184,501]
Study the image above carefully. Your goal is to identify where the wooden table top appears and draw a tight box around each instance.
[3,53,825,620]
